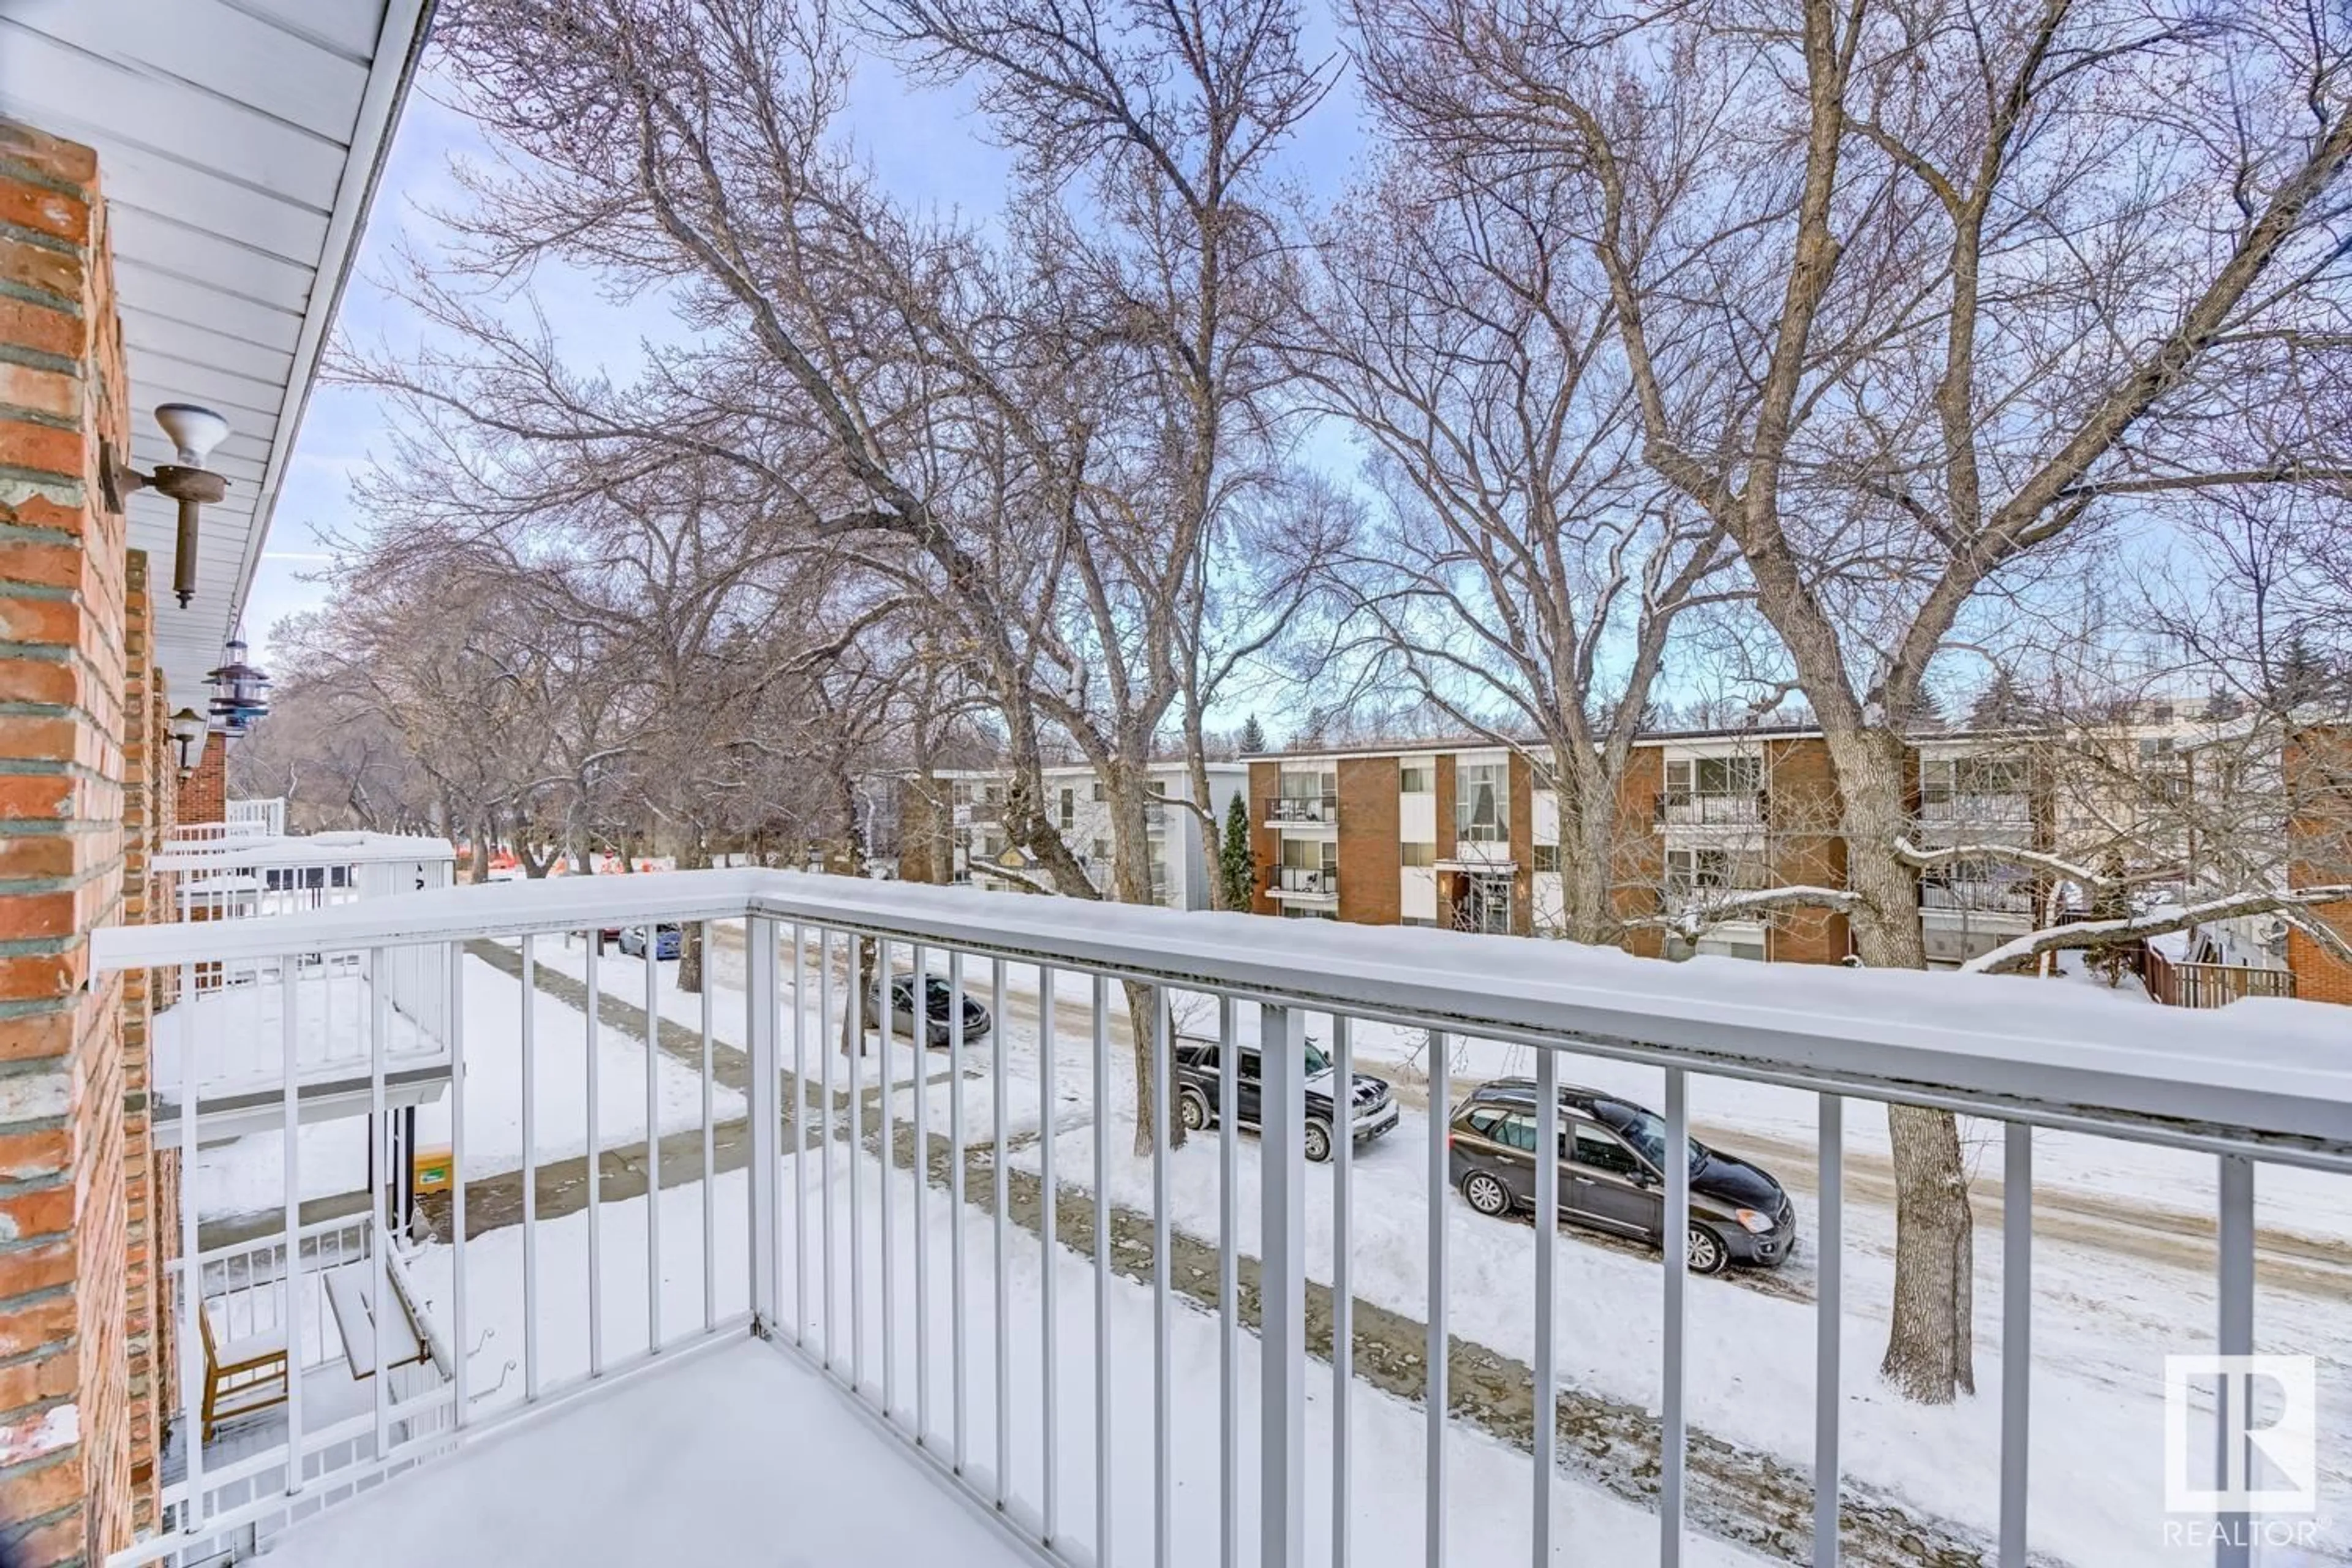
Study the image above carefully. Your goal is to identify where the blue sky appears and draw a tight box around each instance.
[244,27,1370,671]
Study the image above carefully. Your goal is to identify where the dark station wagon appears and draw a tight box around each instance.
[1446,1077,1797,1275]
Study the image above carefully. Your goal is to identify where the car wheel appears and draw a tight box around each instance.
[1460,1169,1511,1217]
[1178,1088,1211,1133]
[1686,1224,1728,1276]
[1302,1118,1332,1164]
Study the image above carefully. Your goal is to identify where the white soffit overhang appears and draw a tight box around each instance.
[0,0,434,705]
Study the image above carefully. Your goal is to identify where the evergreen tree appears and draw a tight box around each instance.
[1965,668,2042,731]
[1218,790,1256,911]
[2270,633,2337,712]
[1237,713,1268,755]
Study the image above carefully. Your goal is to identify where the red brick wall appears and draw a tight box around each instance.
[118,550,167,1526]
[1763,737,1850,964]
[1612,747,1666,958]
[2285,727,2352,1005]
[1246,761,1278,915]
[1334,756,1398,924]
[179,731,226,826]
[0,119,138,1561]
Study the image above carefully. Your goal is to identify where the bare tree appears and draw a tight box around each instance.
[1301,153,1733,941]
[1358,0,2352,1399]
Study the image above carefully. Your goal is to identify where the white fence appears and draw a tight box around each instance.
[90,871,2352,1568]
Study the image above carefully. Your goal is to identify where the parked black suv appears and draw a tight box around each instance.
[1174,1036,1399,1162]
[1446,1078,1796,1274]
[865,972,995,1048]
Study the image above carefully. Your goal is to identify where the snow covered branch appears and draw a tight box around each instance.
[1638,884,1857,942]
[1959,885,2352,975]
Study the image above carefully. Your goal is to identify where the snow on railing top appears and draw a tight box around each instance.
[90,867,2352,1161]
[153,831,457,874]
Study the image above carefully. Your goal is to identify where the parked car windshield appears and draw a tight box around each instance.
[1601,1101,1706,1175]
[1302,1041,1332,1077]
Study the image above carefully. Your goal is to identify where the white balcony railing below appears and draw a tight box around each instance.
[89,872,2352,1568]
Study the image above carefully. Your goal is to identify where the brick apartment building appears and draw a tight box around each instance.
[0,9,430,1558]
[1244,715,2350,992]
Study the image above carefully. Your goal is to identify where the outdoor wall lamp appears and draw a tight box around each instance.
[114,403,231,608]
[168,707,205,777]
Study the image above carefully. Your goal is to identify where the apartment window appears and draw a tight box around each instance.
[1147,779,1169,798]
[1664,847,1733,891]
[1532,843,1561,873]
[951,780,973,806]
[1280,905,1338,921]
[1664,754,1761,797]
[1400,764,1433,794]
[1281,838,1336,872]
[2139,737,2176,762]
[1093,837,1112,861]
[1401,842,1435,869]
[982,834,1002,858]
[983,783,1003,805]
[1092,781,1105,802]
[1059,788,1076,829]
[1456,761,1509,843]
[1401,915,1436,928]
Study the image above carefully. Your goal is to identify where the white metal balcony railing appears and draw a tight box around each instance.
[1917,793,2035,827]
[1268,796,1336,825]
[90,872,2351,1568]
[164,797,290,844]
[1270,866,1340,900]
[1656,791,1766,827]
[1919,879,2040,918]
[149,833,461,1118]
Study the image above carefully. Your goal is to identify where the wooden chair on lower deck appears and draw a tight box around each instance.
[198,1302,290,1441]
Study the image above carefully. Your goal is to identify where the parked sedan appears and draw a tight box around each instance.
[1174,1035,1400,1163]
[618,924,683,960]
[864,972,995,1047]
[1446,1078,1796,1275]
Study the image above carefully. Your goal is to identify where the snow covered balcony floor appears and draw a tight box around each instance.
[256,1338,1036,1568]
[93,872,2352,1568]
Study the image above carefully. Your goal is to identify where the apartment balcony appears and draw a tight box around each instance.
[1267,795,1337,827]
[1919,878,2040,918]
[91,872,2352,1568]
[1916,792,2035,828]
[1267,865,1340,902]
[149,826,461,1137]
[168,795,288,844]
[1655,790,1768,828]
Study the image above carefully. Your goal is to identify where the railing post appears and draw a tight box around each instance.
[1259,1002,1306,1568]
[747,913,782,1334]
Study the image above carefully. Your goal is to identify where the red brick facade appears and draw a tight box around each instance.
[0,119,159,1561]
[2285,728,2352,1005]
[179,731,226,827]
[1333,757,1399,925]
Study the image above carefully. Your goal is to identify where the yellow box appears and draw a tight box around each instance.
[413,1145,454,1194]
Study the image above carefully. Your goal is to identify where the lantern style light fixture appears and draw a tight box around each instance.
[167,707,206,777]
[112,403,232,608]
[206,637,271,738]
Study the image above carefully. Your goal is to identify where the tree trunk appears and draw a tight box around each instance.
[1105,766,1185,1155]
[678,837,709,993]
[1827,728,1975,1402]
